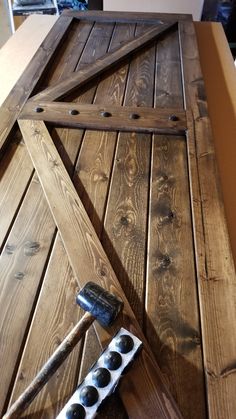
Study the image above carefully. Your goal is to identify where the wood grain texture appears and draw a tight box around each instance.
[0,15,73,156]
[145,24,206,418]
[20,101,187,135]
[31,22,176,102]
[36,20,94,91]
[73,24,136,419]
[2,17,104,415]
[0,178,55,414]
[155,28,183,109]
[146,135,206,418]
[0,137,33,248]
[8,235,84,418]
[4,311,95,419]
[102,22,156,326]
[180,21,236,418]
[19,119,182,419]
[63,10,192,23]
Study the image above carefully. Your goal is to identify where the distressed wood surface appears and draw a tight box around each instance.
[180,21,236,418]
[4,21,116,418]
[63,10,192,23]
[0,15,73,156]
[19,118,182,419]
[4,311,95,419]
[145,27,206,419]
[1,11,234,419]
[20,101,186,135]
[31,22,176,102]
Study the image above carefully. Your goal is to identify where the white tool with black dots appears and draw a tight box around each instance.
[57,328,142,419]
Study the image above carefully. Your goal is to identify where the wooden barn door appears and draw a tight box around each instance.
[1,11,235,419]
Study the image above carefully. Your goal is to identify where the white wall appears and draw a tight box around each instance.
[104,0,204,21]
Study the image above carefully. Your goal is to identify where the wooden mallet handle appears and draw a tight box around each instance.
[3,282,123,419]
[3,311,95,419]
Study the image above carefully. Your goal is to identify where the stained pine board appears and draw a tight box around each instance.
[19,118,182,419]
[31,22,176,102]
[155,28,183,108]
[0,138,33,248]
[72,23,137,416]
[63,10,192,23]
[146,135,206,419]
[0,179,55,413]
[0,15,73,155]
[20,101,186,135]
[7,20,136,414]
[5,20,117,417]
[179,21,236,418]
[35,19,94,92]
[145,24,206,419]
[102,23,155,326]
[8,235,84,417]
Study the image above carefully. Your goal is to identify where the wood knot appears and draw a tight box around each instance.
[160,255,171,269]
[120,216,129,226]
[5,244,16,255]
[14,272,25,280]
[159,210,175,225]
[24,241,40,256]
[99,270,106,277]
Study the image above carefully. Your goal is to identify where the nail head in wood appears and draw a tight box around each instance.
[101,111,112,117]
[129,113,140,119]
[69,109,79,115]
[35,107,44,113]
[169,114,179,121]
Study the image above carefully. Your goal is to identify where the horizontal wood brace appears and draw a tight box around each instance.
[62,10,192,22]
[19,102,187,135]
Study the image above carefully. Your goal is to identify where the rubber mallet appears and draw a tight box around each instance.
[3,282,123,419]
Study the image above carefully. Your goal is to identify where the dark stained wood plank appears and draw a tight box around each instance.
[73,24,136,419]
[145,23,206,419]
[0,137,33,248]
[102,22,155,326]
[146,135,206,419]
[19,119,182,419]
[20,101,187,135]
[31,22,177,102]
[179,21,236,418]
[63,10,192,23]
[37,20,94,90]
[73,22,136,236]
[6,21,125,418]
[0,15,73,156]
[7,235,84,418]
[1,19,113,416]
[155,28,183,108]
[0,180,55,414]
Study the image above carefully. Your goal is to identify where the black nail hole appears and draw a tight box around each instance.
[101,111,111,117]
[35,107,44,113]
[169,114,179,122]
[70,109,79,116]
[130,113,140,120]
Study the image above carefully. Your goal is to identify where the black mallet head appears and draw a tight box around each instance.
[76,282,124,327]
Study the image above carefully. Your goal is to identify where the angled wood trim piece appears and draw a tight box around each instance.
[31,22,177,102]
[63,10,192,22]
[20,101,187,135]
[18,119,182,419]
[0,15,73,157]
[179,21,236,418]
